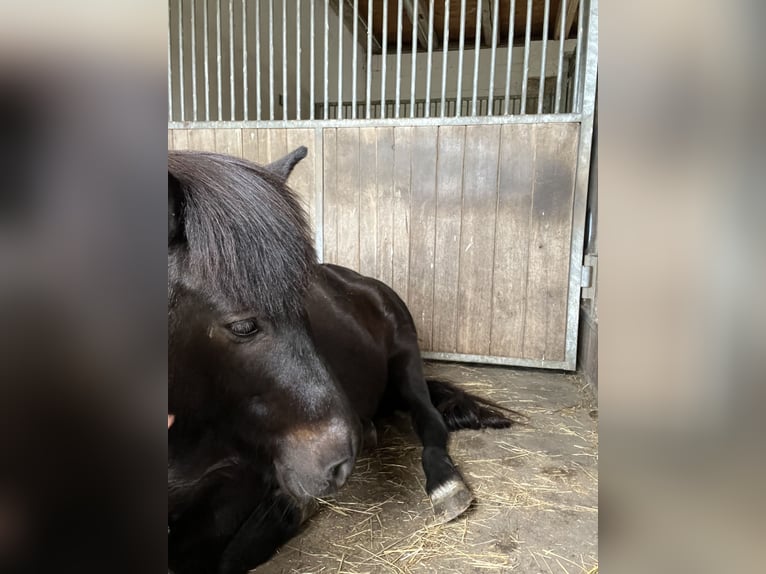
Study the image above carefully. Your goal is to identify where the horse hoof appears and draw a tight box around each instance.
[429,478,474,524]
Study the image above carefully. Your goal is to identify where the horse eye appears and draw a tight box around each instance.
[227,319,259,338]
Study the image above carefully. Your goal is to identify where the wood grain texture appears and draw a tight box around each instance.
[322,129,339,263]
[187,128,216,151]
[286,129,318,235]
[241,129,260,162]
[431,125,466,353]
[374,127,395,287]
[407,126,439,350]
[489,123,535,357]
[456,124,501,355]
[358,127,379,278]
[334,128,361,270]
[172,130,190,150]
[522,123,579,361]
[214,128,242,156]
[392,127,412,303]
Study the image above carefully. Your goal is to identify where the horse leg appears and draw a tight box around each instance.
[388,350,474,523]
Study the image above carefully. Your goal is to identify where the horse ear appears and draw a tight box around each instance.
[266,146,308,182]
[168,172,186,245]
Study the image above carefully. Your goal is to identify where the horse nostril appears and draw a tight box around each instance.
[327,457,354,488]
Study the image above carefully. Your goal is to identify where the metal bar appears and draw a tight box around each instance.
[216,0,222,120]
[255,0,262,120]
[425,0,434,118]
[282,0,288,120]
[168,1,173,121]
[394,0,403,118]
[203,0,210,120]
[409,0,418,117]
[310,0,315,119]
[422,351,571,370]
[352,0,358,119]
[178,0,185,121]
[439,0,449,118]
[296,0,301,120]
[337,0,343,118]
[471,0,482,116]
[503,0,515,115]
[573,0,584,111]
[269,0,275,120]
[520,0,532,114]
[168,112,582,129]
[564,0,597,368]
[243,0,248,120]
[324,0,329,119]
[380,0,388,118]
[487,0,499,116]
[555,0,566,112]
[229,0,235,119]
[191,0,197,121]
[456,0,466,117]
[366,0,373,118]
[537,0,550,114]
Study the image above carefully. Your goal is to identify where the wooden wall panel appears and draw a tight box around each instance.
[358,128,379,278]
[374,127,395,287]
[391,127,412,303]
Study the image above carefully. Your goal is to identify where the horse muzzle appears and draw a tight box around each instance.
[274,417,359,500]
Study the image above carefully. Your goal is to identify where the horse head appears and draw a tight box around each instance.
[168,148,359,500]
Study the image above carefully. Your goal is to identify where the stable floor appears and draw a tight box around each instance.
[259,363,598,573]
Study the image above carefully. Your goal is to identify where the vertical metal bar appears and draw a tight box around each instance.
[471,0,482,116]
[555,0,566,112]
[255,0,262,120]
[269,0,275,120]
[178,0,185,121]
[487,0,499,116]
[573,0,584,111]
[456,0,466,117]
[324,0,329,119]
[503,0,515,115]
[168,2,173,121]
[229,0,236,119]
[243,0,249,120]
[203,0,210,120]
[337,0,344,118]
[282,0,288,120]
[216,0,223,120]
[296,0,302,119]
[191,0,197,121]
[380,0,388,119]
[394,0,403,118]
[537,0,550,114]
[439,0,450,118]
[366,0,373,118]
[310,0,316,119]
[352,0,358,119]
[520,0,532,114]
[409,0,418,118]
[425,0,434,118]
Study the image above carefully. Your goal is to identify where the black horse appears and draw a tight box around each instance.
[168,148,518,574]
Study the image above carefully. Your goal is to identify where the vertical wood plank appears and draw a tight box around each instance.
[242,129,259,162]
[489,123,535,357]
[374,127,395,287]
[334,128,361,270]
[286,129,318,240]
[187,128,217,151]
[358,127,378,277]
[407,126,438,350]
[168,130,174,149]
[456,124,501,355]
[523,123,578,361]
[172,130,190,150]
[392,127,412,302]
[214,128,242,156]
[322,129,339,263]
[432,125,466,353]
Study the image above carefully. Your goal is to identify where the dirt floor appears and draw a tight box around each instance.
[259,362,598,574]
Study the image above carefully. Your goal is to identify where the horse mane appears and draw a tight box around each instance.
[168,150,316,318]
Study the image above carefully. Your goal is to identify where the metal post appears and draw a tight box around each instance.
[366,0,373,118]
[178,0,185,121]
[269,0,275,119]
[537,0,550,114]
[503,0,515,115]
[520,0,532,114]
[352,0,359,119]
[471,0,483,116]
[229,0,235,119]
[554,0,566,113]
[381,0,389,118]
[283,0,288,120]
[203,0,210,120]
[338,0,344,118]
[425,0,434,118]
[456,0,466,117]
[191,0,197,121]
[440,0,450,117]
[395,0,403,118]
[409,0,418,118]
[243,0,249,119]
[487,0,499,116]
[256,0,262,120]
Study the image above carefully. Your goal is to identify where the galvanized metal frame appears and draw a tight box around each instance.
[167,0,598,371]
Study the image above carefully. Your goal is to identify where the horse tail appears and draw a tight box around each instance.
[425,378,526,431]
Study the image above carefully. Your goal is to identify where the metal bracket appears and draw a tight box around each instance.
[581,254,597,300]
